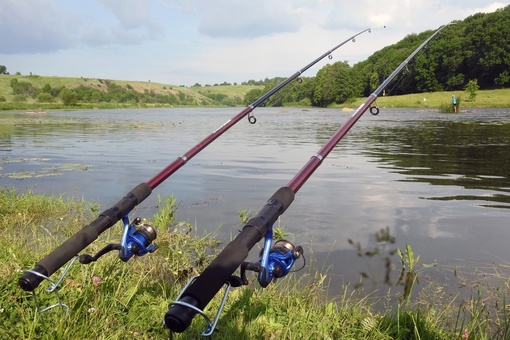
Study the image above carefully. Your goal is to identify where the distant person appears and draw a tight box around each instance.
[423,97,427,105]
[452,94,457,113]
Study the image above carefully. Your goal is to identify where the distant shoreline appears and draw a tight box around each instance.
[1,74,509,111]
[1,102,508,112]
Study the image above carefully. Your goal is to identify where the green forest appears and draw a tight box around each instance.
[246,5,510,107]
[0,5,508,108]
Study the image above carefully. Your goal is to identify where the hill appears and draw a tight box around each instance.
[0,74,263,110]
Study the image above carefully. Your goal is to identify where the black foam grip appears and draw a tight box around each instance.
[165,187,295,333]
[130,182,152,202]
[187,236,251,306]
[165,237,250,332]
[241,187,295,237]
[269,186,295,213]
[18,183,151,291]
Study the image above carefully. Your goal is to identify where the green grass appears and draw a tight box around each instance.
[339,88,510,109]
[2,188,510,339]
[188,84,263,99]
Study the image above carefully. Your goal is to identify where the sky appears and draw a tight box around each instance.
[1,0,508,87]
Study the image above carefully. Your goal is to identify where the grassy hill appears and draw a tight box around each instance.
[0,74,263,110]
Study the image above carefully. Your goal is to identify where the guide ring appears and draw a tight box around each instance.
[370,106,380,115]
[248,114,257,124]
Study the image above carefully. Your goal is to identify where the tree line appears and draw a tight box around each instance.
[245,5,509,107]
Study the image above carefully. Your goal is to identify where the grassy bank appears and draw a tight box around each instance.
[338,88,510,109]
[1,189,510,339]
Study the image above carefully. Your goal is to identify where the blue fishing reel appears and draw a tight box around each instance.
[79,216,158,264]
[241,226,304,288]
[118,216,158,261]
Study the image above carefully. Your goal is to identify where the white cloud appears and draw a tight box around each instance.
[473,2,508,13]
[0,0,508,84]
[194,0,302,39]
[0,0,77,54]
[99,0,153,30]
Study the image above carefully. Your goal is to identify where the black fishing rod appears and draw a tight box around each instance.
[165,24,448,335]
[18,27,374,293]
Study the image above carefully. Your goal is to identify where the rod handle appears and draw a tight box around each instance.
[19,183,151,291]
[165,187,294,333]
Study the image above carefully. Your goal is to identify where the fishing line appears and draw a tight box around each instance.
[165,24,449,336]
[371,58,416,115]
[385,60,416,96]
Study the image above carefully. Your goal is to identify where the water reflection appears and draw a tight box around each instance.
[361,117,510,209]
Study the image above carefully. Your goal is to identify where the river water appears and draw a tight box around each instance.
[1,107,509,297]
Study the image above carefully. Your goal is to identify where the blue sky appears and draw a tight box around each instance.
[1,0,508,86]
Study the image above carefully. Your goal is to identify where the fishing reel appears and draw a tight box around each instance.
[79,216,158,264]
[241,226,304,288]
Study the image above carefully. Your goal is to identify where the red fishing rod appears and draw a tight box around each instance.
[19,27,374,292]
[165,24,449,335]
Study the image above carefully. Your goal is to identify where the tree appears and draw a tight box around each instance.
[244,88,264,105]
[42,83,52,93]
[495,70,510,86]
[37,93,54,103]
[0,65,6,74]
[313,61,355,107]
[10,78,38,97]
[465,79,479,101]
[60,88,78,105]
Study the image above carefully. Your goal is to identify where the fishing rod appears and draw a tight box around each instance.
[18,27,375,293]
[165,24,448,336]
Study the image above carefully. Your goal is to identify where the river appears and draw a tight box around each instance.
[1,107,509,298]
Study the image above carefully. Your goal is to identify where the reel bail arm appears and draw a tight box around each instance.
[240,225,304,287]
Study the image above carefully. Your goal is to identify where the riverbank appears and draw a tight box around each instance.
[1,74,509,111]
[335,88,510,110]
[2,189,509,339]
